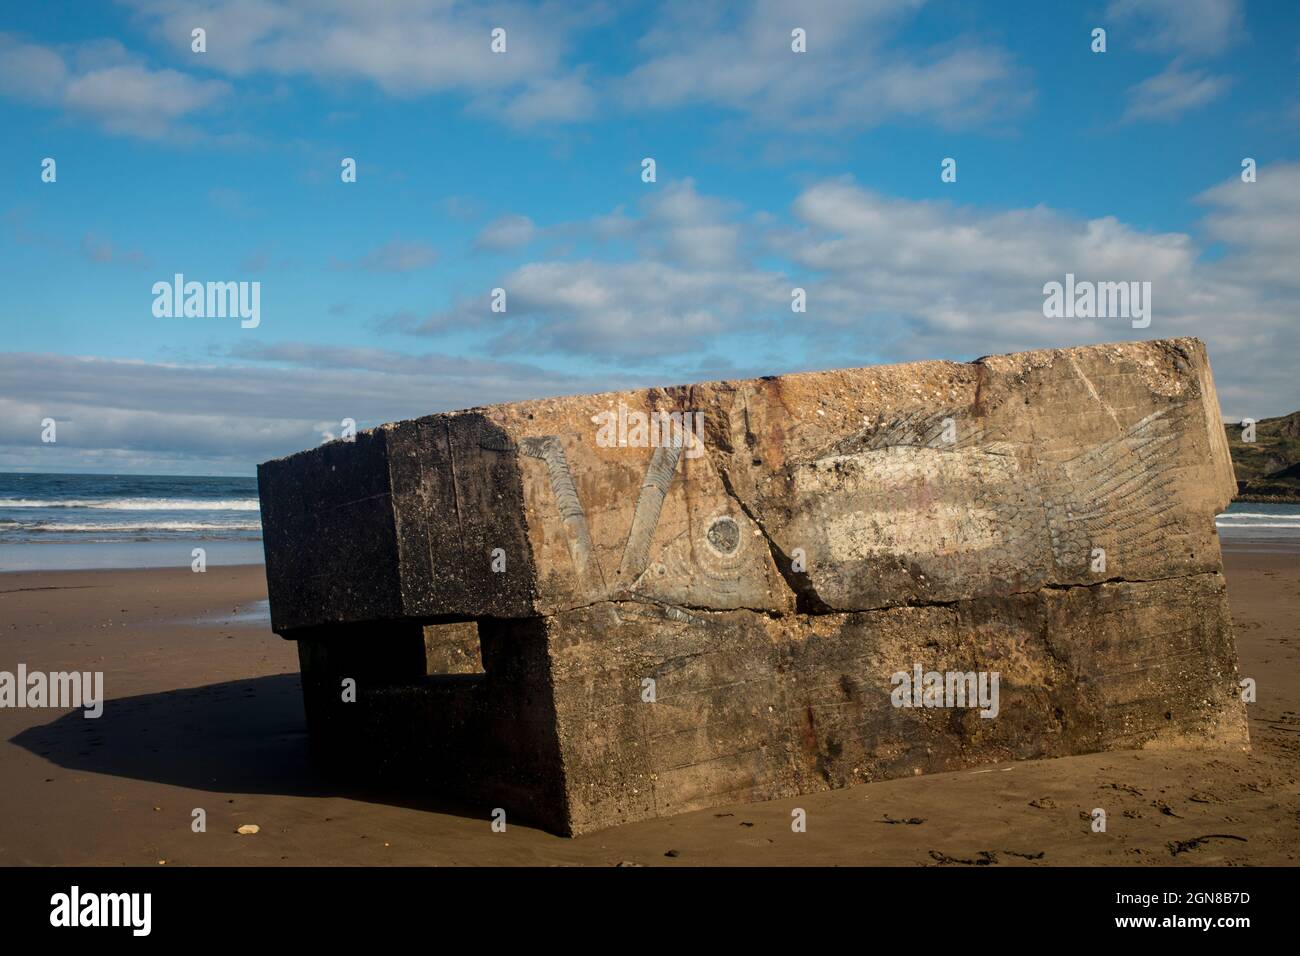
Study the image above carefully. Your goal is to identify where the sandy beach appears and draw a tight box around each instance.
[0,547,1296,867]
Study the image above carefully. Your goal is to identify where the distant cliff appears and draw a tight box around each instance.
[1226,411,1300,502]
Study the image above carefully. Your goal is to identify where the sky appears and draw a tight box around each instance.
[1,0,1298,476]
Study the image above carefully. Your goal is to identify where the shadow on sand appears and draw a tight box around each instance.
[9,673,489,824]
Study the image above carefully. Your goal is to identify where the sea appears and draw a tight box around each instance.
[1,472,1298,571]
[1213,501,1300,551]
[0,472,264,571]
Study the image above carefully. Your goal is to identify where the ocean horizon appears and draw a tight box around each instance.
[2,470,1298,572]
[0,471,262,571]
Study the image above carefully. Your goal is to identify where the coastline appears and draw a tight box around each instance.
[0,550,1296,865]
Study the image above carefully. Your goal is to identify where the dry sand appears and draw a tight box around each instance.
[1,549,1296,866]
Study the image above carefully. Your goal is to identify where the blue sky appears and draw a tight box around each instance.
[2,0,1298,474]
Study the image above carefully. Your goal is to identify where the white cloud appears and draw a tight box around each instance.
[1122,61,1232,122]
[121,0,601,127]
[0,33,67,103]
[483,259,788,358]
[108,0,1032,135]
[764,178,1201,371]
[63,63,227,136]
[1106,0,1245,57]
[397,167,1300,417]
[775,171,1299,416]
[484,72,597,126]
[620,0,1032,131]
[1107,1,1242,126]
[0,33,227,138]
[401,180,776,357]
[1196,161,1300,290]
[475,214,538,251]
[0,347,616,474]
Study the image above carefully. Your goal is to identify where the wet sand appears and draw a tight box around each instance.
[1,550,1296,866]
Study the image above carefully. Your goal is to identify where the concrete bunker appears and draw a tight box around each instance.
[260,338,1249,835]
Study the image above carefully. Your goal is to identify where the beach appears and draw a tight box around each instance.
[0,545,1296,867]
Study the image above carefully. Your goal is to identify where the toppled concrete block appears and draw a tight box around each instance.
[258,337,1248,835]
